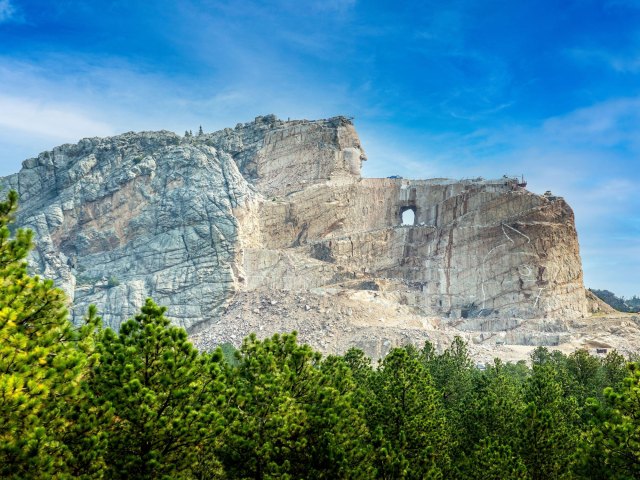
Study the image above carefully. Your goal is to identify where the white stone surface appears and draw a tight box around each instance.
[1,116,593,356]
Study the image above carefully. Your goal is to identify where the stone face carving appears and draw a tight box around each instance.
[0,116,588,336]
[251,177,587,321]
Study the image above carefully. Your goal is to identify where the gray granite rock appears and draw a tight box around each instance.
[1,116,588,339]
[1,131,256,329]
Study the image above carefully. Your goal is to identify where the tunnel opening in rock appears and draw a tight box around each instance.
[400,206,416,226]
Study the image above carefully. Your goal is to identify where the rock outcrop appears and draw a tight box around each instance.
[1,115,593,358]
[1,130,253,329]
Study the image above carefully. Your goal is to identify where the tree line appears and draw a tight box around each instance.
[590,288,640,313]
[2,190,640,479]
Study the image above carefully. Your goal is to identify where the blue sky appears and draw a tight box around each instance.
[0,0,638,296]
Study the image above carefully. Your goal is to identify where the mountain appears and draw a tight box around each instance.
[5,115,626,360]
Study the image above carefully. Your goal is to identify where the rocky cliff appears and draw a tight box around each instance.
[1,115,593,357]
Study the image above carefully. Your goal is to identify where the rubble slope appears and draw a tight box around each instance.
[4,115,628,361]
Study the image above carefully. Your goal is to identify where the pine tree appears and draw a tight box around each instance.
[463,359,527,450]
[421,337,475,453]
[0,191,102,478]
[367,347,451,479]
[343,347,373,381]
[455,359,529,478]
[218,332,372,479]
[314,355,374,478]
[601,350,628,392]
[90,298,226,479]
[56,305,111,479]
[566,349,607,408]
[459,438,529,479]
[578,362,640,479]
[519,364,579,480]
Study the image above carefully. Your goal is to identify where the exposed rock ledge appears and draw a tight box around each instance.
[3,114,630,361]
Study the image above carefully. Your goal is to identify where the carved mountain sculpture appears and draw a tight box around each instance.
[1,115,594,357]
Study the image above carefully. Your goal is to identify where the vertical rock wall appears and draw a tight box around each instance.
[1,116,587,332]
[1,132,255,329]
[238,176,587,321]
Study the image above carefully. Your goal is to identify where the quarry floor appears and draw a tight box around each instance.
[190,287,640,364]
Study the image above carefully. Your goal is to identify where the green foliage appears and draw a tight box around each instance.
[459,438,529,480]
[107,276,120,288]
[2,186,640,478]
[590,288,640,313]
[367,347,451,479]
[602,350,629,390]
[90,298,226,479]
[520,364,579,479]
[463,359,527,450]
[0,191,103,479]
[343,347,373,378]
[217,332,373,479]
[421,337,475,450]
[628,296,640,311]
[578,363,640,479]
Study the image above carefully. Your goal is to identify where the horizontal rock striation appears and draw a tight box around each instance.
[242,176,586,322]
[1,115,588,338]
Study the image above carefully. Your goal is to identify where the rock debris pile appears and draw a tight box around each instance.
[2,114,635,361]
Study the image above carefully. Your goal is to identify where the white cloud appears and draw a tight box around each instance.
[0,0,15,23]
[487,98,640,216]
[360,96,640,296]
[568,47,640,74]
[0,95,114,141]
[0,52,361,175]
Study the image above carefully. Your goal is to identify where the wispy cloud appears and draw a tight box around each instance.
[568,47,640,74]
[0,0,15,23]
[0,50,362,168]
[539,97,640,151]
[361,96,640,295]
[0,95,114,140]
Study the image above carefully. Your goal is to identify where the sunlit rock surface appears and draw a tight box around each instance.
[2,115,597,359]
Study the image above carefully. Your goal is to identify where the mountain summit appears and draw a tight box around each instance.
[1,115,596,358]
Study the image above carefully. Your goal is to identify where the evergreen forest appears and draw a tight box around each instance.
[2,190,640,479]
[590,289,640,313]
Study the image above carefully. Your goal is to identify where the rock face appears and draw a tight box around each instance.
[1,115,589,351]
[1,130,256,329]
